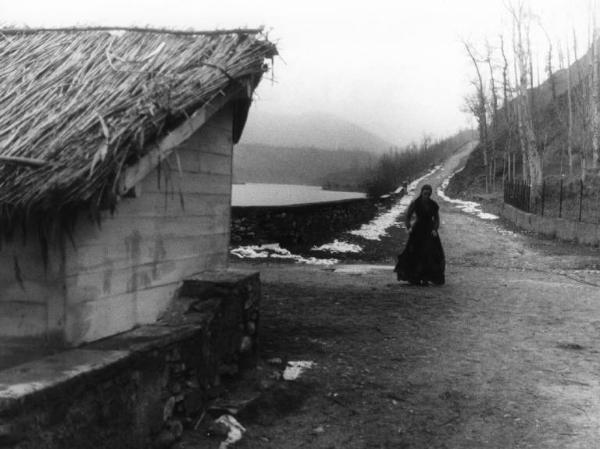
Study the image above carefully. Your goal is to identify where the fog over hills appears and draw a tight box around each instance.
[239,111,394,153]
[233,144,374,189]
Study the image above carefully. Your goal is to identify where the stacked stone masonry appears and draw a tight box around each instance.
[0,269,259,449]
[231,195,399,250]
[502,203,600,247]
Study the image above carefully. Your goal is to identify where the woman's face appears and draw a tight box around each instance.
[421,189,432,199]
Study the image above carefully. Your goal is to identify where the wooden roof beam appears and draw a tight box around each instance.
[0,155,47,167]
[117,79,252,196]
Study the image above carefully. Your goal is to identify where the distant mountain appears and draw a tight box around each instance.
[233,144,375,189]
[239,111,394,153]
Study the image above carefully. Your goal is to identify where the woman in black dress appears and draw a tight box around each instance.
[394,184,445,285]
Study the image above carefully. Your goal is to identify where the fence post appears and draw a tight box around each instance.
[541,180,545,216]
[519,180,523,210]
[511,180,515,208]
[559,177,564,218]
[579,179,584,222]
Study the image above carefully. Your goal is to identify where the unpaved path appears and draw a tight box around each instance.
[190,145,600,448]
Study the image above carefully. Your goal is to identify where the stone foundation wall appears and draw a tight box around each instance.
[231,196,398,250]
[0,269,259,449]
[502,203,600,246]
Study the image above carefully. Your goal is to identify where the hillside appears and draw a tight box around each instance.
[448,43,597,197]
[233,144,375,190]
[239,111,394,153]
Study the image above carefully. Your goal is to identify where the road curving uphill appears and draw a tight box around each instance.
[189,141,600,449]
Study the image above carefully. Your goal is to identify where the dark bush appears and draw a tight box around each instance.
[363,129,477,198]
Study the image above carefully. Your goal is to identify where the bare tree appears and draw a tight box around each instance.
[500,35,513,182]
[572,27,591,177]
[509,1,542,201]
[464,41,490,191]
[500,34,519,182]
[511,11,528,182]
[527,19,535,115]
[562,40,574,175]
[486,40,499,191]
[541,25,557,102]
[590,22,600,171]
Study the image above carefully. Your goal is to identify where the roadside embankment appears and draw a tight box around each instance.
[202,139,600,449]
[229,165,444,265]
[231,195,399,251]
[0,270,260,449]
[502,203,600,246]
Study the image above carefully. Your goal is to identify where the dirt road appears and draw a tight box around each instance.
[191,146,600,448]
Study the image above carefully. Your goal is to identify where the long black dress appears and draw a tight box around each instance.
[394,197,445,285]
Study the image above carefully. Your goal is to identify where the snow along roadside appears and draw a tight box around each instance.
[230,243,338,265]
[436,168,499,220]
[347,165,442,241]
[230,165,442,264]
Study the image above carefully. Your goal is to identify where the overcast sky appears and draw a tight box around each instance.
[0,0,595,146]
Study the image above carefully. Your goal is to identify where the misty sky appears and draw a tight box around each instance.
[0,0,594,146]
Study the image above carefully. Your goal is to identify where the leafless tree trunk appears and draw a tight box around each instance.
[464,41,489,191]
[500,35,515,182]
[590,26,600,170]
[543,28,556,102]
[486,41,499,191]
[502,149,507,182]
[527,23,535,118]
[511,19,528,182]
[563,40,574,175]
[573,28,591,177]
[542,29,559,181]
[510,1,542,200]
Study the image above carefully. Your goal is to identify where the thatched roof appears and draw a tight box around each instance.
[0,27,276,223]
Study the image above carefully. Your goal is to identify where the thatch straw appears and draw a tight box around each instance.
[0,26,265,37]
[0,27,276,228]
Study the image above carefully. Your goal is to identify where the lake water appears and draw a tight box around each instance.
[231,183,366,207]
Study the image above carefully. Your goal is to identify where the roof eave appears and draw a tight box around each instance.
[116,77,256,197]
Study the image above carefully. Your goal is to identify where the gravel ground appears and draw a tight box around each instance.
[182,145,600,449]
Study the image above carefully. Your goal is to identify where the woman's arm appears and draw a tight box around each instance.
[405,201,415,230]
[432,203,440,232]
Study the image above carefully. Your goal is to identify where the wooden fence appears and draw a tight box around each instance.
[504,178,600,224]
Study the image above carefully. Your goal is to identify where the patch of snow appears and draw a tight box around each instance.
[283,361,315,380]
[0,382,48,398]
[312,240,362,253]
[334,264,393,273]
[494,227,517,237]
[351,165,442,240]
[234,166,442,258]
[437,170,499,221]
[348,199,410,240]
[230,244,338,265]
[230,246,270,259]
[571,269,600,275]
[215,415,246,449]
[393,165,441,194]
